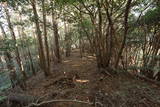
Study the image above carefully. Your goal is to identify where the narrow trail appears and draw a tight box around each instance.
[25,49,160,107]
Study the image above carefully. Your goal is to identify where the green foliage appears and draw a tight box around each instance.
[17,36,36,48]
[0,38,16,52]
[0,36,35,53]
[75,18,93,38]
[0,96,7,102]
[140,6,160,25]
[55,0,77,5]
[126,27,145,46]
[0,0,29,7]
[0,71,11,91]
[81,19,93,29]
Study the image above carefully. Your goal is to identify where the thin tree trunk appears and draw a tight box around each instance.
[4,7,27,79]
[53,22,61,62]
[18,11,36,76]
[0,23,13,70]
[77,23,83,58]
[27,47,36,75]
[64,17,71,57]
[42,0,50,71]
[79,40,83,58]
[115,0,132,68]
[79,10,94,54]
[30,0,50,76]
[51,1,61,63]
[17,27,27,64]
[107,12,114,68]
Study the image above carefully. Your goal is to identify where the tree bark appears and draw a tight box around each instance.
[115,0,132,68]
[18,10,36,75]
[0,23,13,70]
[51,1,61,63]
[4,7,27,79]
[30,0,50,76]
[105,7,114,68]
[64,17,71,57]
[27,47,36,75]
[42,0,51,71]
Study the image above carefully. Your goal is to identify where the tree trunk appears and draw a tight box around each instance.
[27,47,36,75]
[18,11,36,76]
[30,0,50,76]
[65,33,71,57]
[79,38,83,58]
[42,0,50,71]
[17,24,28,61]
[4,7,27,79]
[79,11,94,54]
[115,0,132,68]
[64,18,71,57]
[51,1,61,63]
[105,8,114,68]
[0,23,13,70]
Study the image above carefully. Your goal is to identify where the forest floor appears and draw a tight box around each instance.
[6,49,160,107]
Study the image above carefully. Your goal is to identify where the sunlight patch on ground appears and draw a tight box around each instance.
[63,60,72,63]
[87,55,95,58]
[75,79,89,83]
[81,62,87,64]
[72,64,81,67]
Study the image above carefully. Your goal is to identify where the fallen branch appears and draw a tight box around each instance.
[27,99,93,107]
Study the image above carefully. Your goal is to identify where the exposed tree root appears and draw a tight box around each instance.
[27,99,93,107]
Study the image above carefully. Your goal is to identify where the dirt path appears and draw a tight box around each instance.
[25,49,160,107]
